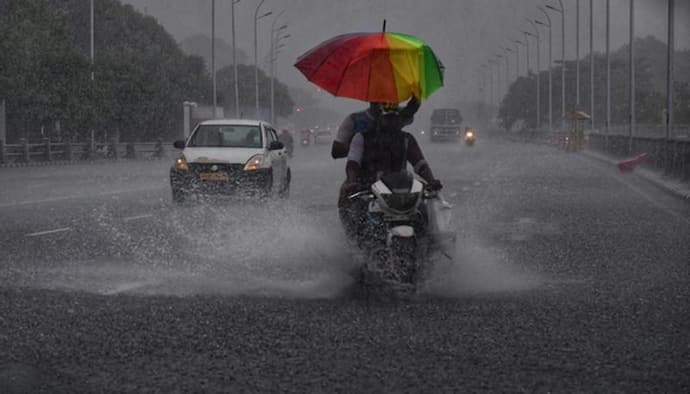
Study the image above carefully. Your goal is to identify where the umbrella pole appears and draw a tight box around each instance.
[382,19,386,33]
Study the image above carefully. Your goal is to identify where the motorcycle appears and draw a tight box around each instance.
[464,128,476,146]
[347,171,455,295]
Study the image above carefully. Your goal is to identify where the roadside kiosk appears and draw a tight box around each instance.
[566,110,590,152]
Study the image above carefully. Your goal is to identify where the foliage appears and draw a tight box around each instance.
[497,36,690,131]
[0,0,294,142]
[216,64,294,119]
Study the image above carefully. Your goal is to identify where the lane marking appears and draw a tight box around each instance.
[25,227,71,237]
[123,214,153,222]
[0,186,163,209]
[100,280,162,295]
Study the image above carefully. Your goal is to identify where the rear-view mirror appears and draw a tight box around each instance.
[269,141,284,151]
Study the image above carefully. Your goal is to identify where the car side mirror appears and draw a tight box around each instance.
[173,140,185,149]
[269,141,284,151]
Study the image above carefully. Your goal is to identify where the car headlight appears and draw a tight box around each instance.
[244,154,266,171]
[175,155,189,171]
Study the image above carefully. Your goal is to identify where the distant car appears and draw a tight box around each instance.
[313,129,333,145]
[170,119,291,203]
[429,108,463,142]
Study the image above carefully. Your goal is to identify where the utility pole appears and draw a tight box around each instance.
[606,0,611,150]
[547,1,566,123]
[254,0,271,119]
[90,0,94,81]
[590,0,594,130]
[232,0,240,118]
[666,0,675,147]
[575,0,580,108]
[628,0,635,154]
[211,0,217,118]
[526,20,541,129]
[536,7,553,132]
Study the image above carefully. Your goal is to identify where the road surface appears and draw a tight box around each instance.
[1,138,688,392]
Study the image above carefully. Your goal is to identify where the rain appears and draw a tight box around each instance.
[0,0,689,392]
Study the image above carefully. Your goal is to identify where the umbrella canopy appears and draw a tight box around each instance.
[295,32,444,103]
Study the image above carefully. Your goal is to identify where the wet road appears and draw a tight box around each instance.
[1,138,688,392]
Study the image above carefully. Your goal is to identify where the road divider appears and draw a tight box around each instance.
[25,227,71,237]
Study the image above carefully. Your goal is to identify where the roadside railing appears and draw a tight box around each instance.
[588,134,690,181]
[0,138,178,166]
[505,126,690,182]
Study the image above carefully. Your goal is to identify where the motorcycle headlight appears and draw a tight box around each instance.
[466,131,474,138]
[244,154,266,171]
[175,155,189,171]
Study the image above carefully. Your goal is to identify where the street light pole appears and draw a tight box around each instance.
[547,1,565,122]
[271,33,290,124]
[254,0,271,119]
[628,0,635,154]
[606,0,611,150]
[666,0,675,146]
[232,0,240,118]
[504,48,512,86]
[211,0,217,118]
[536,8,553,132]
[495,54,504,104]
[589,0,594,130]
[525,20,541,129]
[514,40,525,77]
[90,0,94,81]
[270,10,287,124]
[575,0,580,108]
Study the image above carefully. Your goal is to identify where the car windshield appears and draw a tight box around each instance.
[431,109,461,124]
[188,125,262,148]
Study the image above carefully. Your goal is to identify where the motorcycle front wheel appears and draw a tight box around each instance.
[389,236,418,285]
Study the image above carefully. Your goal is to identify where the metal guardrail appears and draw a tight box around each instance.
[505,128,690,182]
[588,134,689,181]
[0,138,177,165]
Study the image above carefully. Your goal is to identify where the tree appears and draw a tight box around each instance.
[0,0,213,142]
[216,64,294,119]
[498,36,690,132]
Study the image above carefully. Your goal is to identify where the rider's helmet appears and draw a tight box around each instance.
[381,102,401,115]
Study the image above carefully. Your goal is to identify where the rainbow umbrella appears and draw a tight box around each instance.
[294,32,444,103]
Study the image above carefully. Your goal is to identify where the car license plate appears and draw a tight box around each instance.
[199,172,229,181]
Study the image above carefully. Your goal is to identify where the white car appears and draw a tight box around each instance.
[170,119,290,203]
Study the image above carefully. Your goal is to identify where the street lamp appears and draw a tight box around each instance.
[211,0,217,118]
[254,0,272,119]
[514,39,526,77]
[231,0,240,118]
[589,0,594,129]
[536,11,553,132]
[90,0,94,81]
[271,30,291,124]
[269,10,287,124]
[524,19,541,129]
[495,54,504,102]
[546,0,566,122]
[606,0,610,148]
[628,0,635,154]
[504,47,513,83]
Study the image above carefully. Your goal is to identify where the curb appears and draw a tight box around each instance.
[0,156,170,169]
[581,149,690,201]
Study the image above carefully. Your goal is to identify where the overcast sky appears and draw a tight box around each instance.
[123,0,689,113]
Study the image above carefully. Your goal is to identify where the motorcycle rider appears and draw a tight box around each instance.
[331,96,420,159]
[338,102,442,240]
